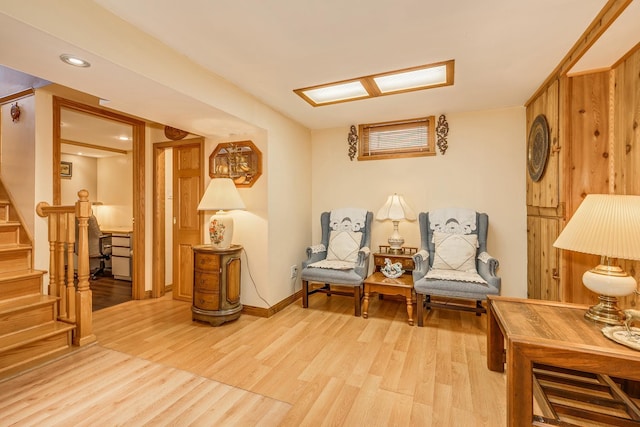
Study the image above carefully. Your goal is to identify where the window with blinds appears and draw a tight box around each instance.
[358,116,436,160]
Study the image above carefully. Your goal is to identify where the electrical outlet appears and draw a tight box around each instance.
[290,265,298,279]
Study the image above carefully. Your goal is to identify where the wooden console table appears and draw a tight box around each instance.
[487,296,640,426]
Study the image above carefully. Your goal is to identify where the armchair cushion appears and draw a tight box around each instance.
[326,230,363,263]
[431,232,478,272]
[425,268,488,284]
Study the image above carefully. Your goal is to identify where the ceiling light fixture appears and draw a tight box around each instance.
[294,60,454,107]
[59,54,91,68]
[118,136,130,141]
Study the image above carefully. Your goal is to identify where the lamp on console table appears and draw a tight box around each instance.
[376,193,416,254]
[553,194,640,325]
[197,178,245,250]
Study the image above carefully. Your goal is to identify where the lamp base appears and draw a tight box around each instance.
[584,295,626,325]
[388,220,404,255]
[209,210,234,250]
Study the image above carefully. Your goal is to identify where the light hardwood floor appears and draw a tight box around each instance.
[0,293,507,426]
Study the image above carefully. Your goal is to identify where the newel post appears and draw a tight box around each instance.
[74,189,96,346]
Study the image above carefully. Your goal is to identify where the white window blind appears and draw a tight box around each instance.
[358,116,435,160]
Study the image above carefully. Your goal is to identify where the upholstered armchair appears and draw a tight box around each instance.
[412,208,500,326]
[301,209,373,316]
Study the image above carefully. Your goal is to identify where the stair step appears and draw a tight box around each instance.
[0,222,21,246]
[0,295,58,334]
[0,321,75,377]
[0,245,33,272]
[0,199,9,223]
[0,269,44,300]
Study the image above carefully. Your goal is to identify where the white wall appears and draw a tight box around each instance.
[311,107,528,298]
[60,153,97,205]
[96,153,133,229]
[1,95,36,236]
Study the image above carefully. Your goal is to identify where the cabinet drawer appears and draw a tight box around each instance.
[195,254,220,271]
[194,272,219,291]
[374,254,414,271]
[194,291,220,310]
[112,236,131,247]
[111,246,130,257]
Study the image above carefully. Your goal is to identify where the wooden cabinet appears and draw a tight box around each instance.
[191,244,242,326]
[373,247,416,273]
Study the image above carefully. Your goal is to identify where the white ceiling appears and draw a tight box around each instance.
[0,0,638,139]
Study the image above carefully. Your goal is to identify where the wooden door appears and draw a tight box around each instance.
[172,143,202,302]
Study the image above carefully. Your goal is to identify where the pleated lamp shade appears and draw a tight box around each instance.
[376,194,417,221]
[553,194,640,260]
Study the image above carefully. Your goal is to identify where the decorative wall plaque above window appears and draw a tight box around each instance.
[209,140,262,187]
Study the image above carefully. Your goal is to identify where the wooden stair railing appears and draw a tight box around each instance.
[36,189,96,346]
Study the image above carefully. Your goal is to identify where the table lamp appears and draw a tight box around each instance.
[553,194,640,325]
[197,178,245,250]
[376,193,416,254]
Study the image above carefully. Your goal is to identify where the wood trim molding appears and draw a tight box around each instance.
[0,88,35,105]
[242,289,303,318]
[52,96,146,300]
[526,0,632,107]
[60,138,128,155]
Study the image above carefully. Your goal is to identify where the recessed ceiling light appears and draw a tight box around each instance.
[118,136,130,141]
[373,65,448,93]
[294,60,454,107]
[60,54,91,68]
[302,81,368,104]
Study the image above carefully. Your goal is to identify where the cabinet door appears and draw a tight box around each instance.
[527,216,560,301]
[226,257,241,305]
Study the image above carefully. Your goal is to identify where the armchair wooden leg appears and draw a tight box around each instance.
[302,280,309,308]
[354,285,362,317]
[417,293,425,327]
[324,283,331,297]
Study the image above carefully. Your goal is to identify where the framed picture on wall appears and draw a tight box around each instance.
[60,161,73,178]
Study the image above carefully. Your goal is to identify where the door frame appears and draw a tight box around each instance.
[152,137,204,298]
[52,96,146,299]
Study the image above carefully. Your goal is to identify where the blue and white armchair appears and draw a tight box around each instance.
[412,208,501,326]
[301,209,373,316]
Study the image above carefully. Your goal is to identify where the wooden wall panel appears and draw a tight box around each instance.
[565,72,612,305]
[614,48,640,195]
[614,47,640,309]
[526,80,560,209]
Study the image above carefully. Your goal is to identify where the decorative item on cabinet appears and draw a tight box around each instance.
[527,114,550,182]
[192,244,242,326]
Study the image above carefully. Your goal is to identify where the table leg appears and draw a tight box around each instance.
[487,301,505,372]
[405,291,414,326]
[507,341,533,426]
[363,286,370,319]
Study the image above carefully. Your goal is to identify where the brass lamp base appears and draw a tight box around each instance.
[584,295,626,326]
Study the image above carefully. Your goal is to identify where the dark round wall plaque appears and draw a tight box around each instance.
[527,114,550,182]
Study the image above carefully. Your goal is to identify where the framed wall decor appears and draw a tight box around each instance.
[209,140,262,187]
[60,161,73,178]
[527,114,550,182]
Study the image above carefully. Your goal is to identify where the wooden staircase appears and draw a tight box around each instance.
[0,182,75,379]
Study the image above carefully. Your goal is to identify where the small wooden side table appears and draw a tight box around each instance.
[363,272,414,325]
